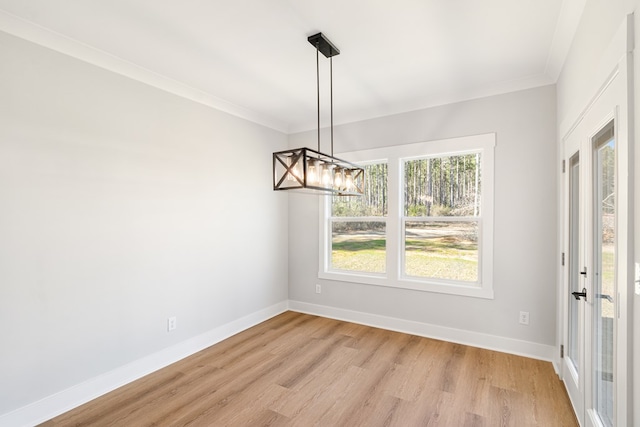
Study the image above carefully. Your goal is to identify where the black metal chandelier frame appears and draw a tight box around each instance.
[273,32,364,196]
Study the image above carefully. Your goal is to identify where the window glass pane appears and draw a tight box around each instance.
[332,163,388,217]
[331,221,386,273]
[404,221,478,282]
[404,154,481,217]
[568,154,580,371]
[594,130,615,427]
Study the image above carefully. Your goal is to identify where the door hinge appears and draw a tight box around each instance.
[560,345,564,358]
[562,252,565,266]
[562,160,566,173]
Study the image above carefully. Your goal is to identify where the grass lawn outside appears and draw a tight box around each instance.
[331,222,478,282]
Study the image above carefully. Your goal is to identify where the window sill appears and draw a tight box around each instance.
[318,270,494,299]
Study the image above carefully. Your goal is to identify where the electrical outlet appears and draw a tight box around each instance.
[519,311,529,325]
[167,316,177,332]
[315,284,321,294]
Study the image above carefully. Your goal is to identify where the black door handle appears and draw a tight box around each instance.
[572,287,587,301]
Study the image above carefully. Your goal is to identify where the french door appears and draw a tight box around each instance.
[562,130,585,423]
[561,49,631,426]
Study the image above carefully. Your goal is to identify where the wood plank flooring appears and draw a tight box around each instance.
[41,311,578,426]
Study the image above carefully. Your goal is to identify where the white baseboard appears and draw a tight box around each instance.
[288,300,557,363]
[0,301,288,427]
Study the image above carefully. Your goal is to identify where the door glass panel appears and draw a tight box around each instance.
[568,154,580,371]
[593,121,615,427]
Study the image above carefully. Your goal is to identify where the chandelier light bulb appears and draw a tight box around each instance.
[322,164,332,187]
[292,158,303,181]
[286,156,295,181]
[307,159,318,184]
[334,167,343,189]
[345,170,353,190]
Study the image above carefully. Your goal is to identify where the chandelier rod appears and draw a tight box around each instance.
[330,55,334,157]
[316,42,320,153]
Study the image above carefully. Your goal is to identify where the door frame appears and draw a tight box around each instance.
[558,14,633,427]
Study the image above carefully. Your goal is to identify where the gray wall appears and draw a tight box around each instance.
[288,85,558,347]
[0,31,288,416]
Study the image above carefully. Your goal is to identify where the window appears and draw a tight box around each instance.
[319,133,495,299]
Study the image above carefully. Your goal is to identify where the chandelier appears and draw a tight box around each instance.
[273,33,364,195]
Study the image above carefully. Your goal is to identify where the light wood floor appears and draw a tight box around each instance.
[41,311,578,426]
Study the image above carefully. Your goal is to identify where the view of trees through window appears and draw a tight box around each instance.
[404,154,481,217]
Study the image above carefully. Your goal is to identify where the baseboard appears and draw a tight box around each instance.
[0,301,288,427]
[288,300,557,363]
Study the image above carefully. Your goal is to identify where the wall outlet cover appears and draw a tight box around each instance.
[167,316,177,331]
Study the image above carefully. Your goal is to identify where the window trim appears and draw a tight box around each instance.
[319,133,495,299]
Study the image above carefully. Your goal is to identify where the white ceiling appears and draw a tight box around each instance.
[0,0,585,133]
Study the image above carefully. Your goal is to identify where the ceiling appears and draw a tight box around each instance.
[0,0,586,133]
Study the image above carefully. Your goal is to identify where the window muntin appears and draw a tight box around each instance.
[329,163,387,275]
[319,133,495,299]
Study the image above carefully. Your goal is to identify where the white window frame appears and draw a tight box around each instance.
[319,133,495,299]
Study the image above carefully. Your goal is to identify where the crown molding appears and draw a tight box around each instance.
[0,9,289,133]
